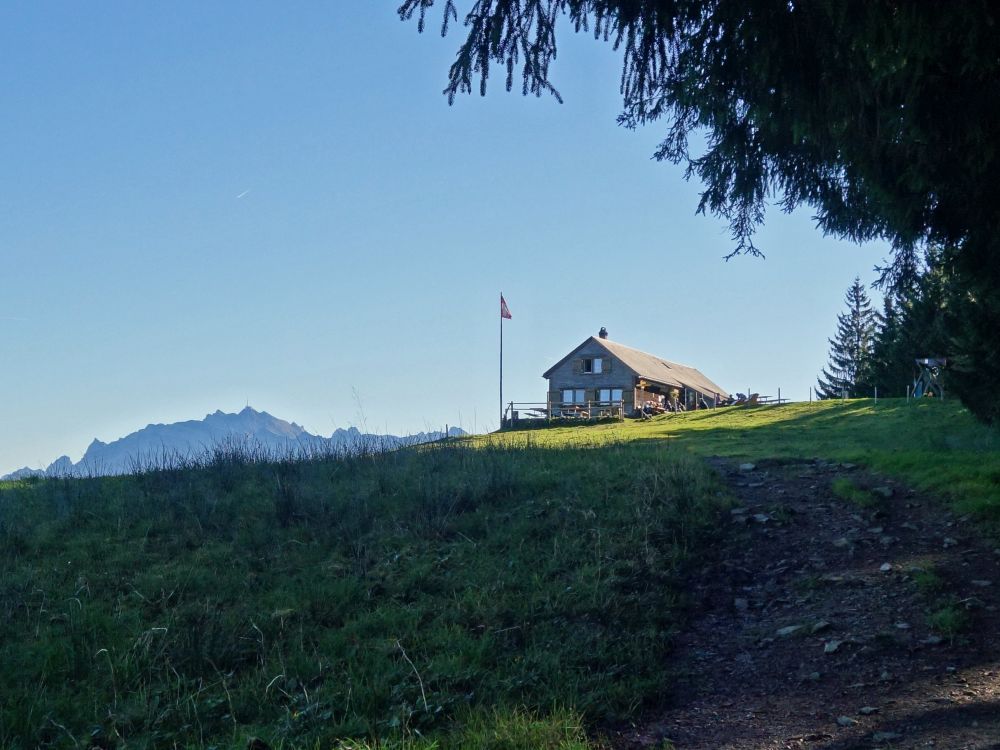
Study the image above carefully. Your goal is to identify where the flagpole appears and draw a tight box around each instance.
[499,292,504,430]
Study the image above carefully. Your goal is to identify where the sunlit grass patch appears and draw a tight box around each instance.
[489,399,1000,534]
[334,707,601,750]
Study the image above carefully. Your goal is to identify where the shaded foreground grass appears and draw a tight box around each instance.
[0,441,723,748]
[501,399,1000,533]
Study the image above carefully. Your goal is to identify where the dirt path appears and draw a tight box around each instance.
[620,458,1000,750]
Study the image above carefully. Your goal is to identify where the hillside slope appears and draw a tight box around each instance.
[625,457,1000,749]
[502,399,1000,531]
[0,440,722,749]
[2,398,997,749]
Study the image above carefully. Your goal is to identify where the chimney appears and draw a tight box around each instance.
[598,326,608,339]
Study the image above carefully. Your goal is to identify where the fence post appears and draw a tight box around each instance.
[874,386,878,406]
[778,387,781,404]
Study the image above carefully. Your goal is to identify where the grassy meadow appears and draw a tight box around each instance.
[500,398,1000,532]
[0,441,723,749]
[2,397,998,749]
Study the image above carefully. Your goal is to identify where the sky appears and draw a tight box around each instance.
[0,2,891,474]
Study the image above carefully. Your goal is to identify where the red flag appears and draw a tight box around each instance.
[500,294,512,319]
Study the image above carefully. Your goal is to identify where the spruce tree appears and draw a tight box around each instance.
[868,247,955,398]
[870,295,909,397]
[817,278,876,399]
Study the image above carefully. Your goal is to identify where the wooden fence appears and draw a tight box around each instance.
[503,400,625,427]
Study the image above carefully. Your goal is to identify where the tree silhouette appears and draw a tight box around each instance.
[817,278,875,399]
[402,1,1000,420]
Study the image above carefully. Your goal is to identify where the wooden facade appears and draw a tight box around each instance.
[543,332,727,415]
[544,337,636,413]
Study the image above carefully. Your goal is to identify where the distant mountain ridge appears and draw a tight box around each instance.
[2,407,465,479]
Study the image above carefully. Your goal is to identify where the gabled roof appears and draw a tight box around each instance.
[543,336,728,397]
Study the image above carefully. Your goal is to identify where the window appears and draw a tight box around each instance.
[562,389,586,404]
[582,357,603,374]
[598,388,623,403]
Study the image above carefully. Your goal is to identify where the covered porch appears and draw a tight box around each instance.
[631,375,722,414]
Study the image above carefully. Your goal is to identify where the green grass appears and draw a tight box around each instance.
[3,396,998,748]
[498,398,1000,533]
[908,565,972,641]
[926,603,972,638]
[912,568,946,595]
[829,477,878,508]
[0,441,722,749]
[333,707,599,749]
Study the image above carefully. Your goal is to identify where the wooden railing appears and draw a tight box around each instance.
[550,401,624,419]
[502,401,625,426]
[503,402,550,423]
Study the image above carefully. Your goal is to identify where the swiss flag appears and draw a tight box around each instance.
[500,294,512,319]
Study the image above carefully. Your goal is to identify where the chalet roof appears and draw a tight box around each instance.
[543,336,728,397]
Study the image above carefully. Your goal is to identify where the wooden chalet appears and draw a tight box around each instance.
[542,328,728,416]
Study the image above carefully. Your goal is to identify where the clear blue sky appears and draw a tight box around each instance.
[0,2,889,474]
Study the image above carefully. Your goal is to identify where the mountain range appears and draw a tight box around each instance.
[2,407,465,479]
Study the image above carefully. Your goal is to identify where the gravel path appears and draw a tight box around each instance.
[616,458,1000,750]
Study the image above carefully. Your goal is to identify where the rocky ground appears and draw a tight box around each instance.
[618,458,1000,750]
